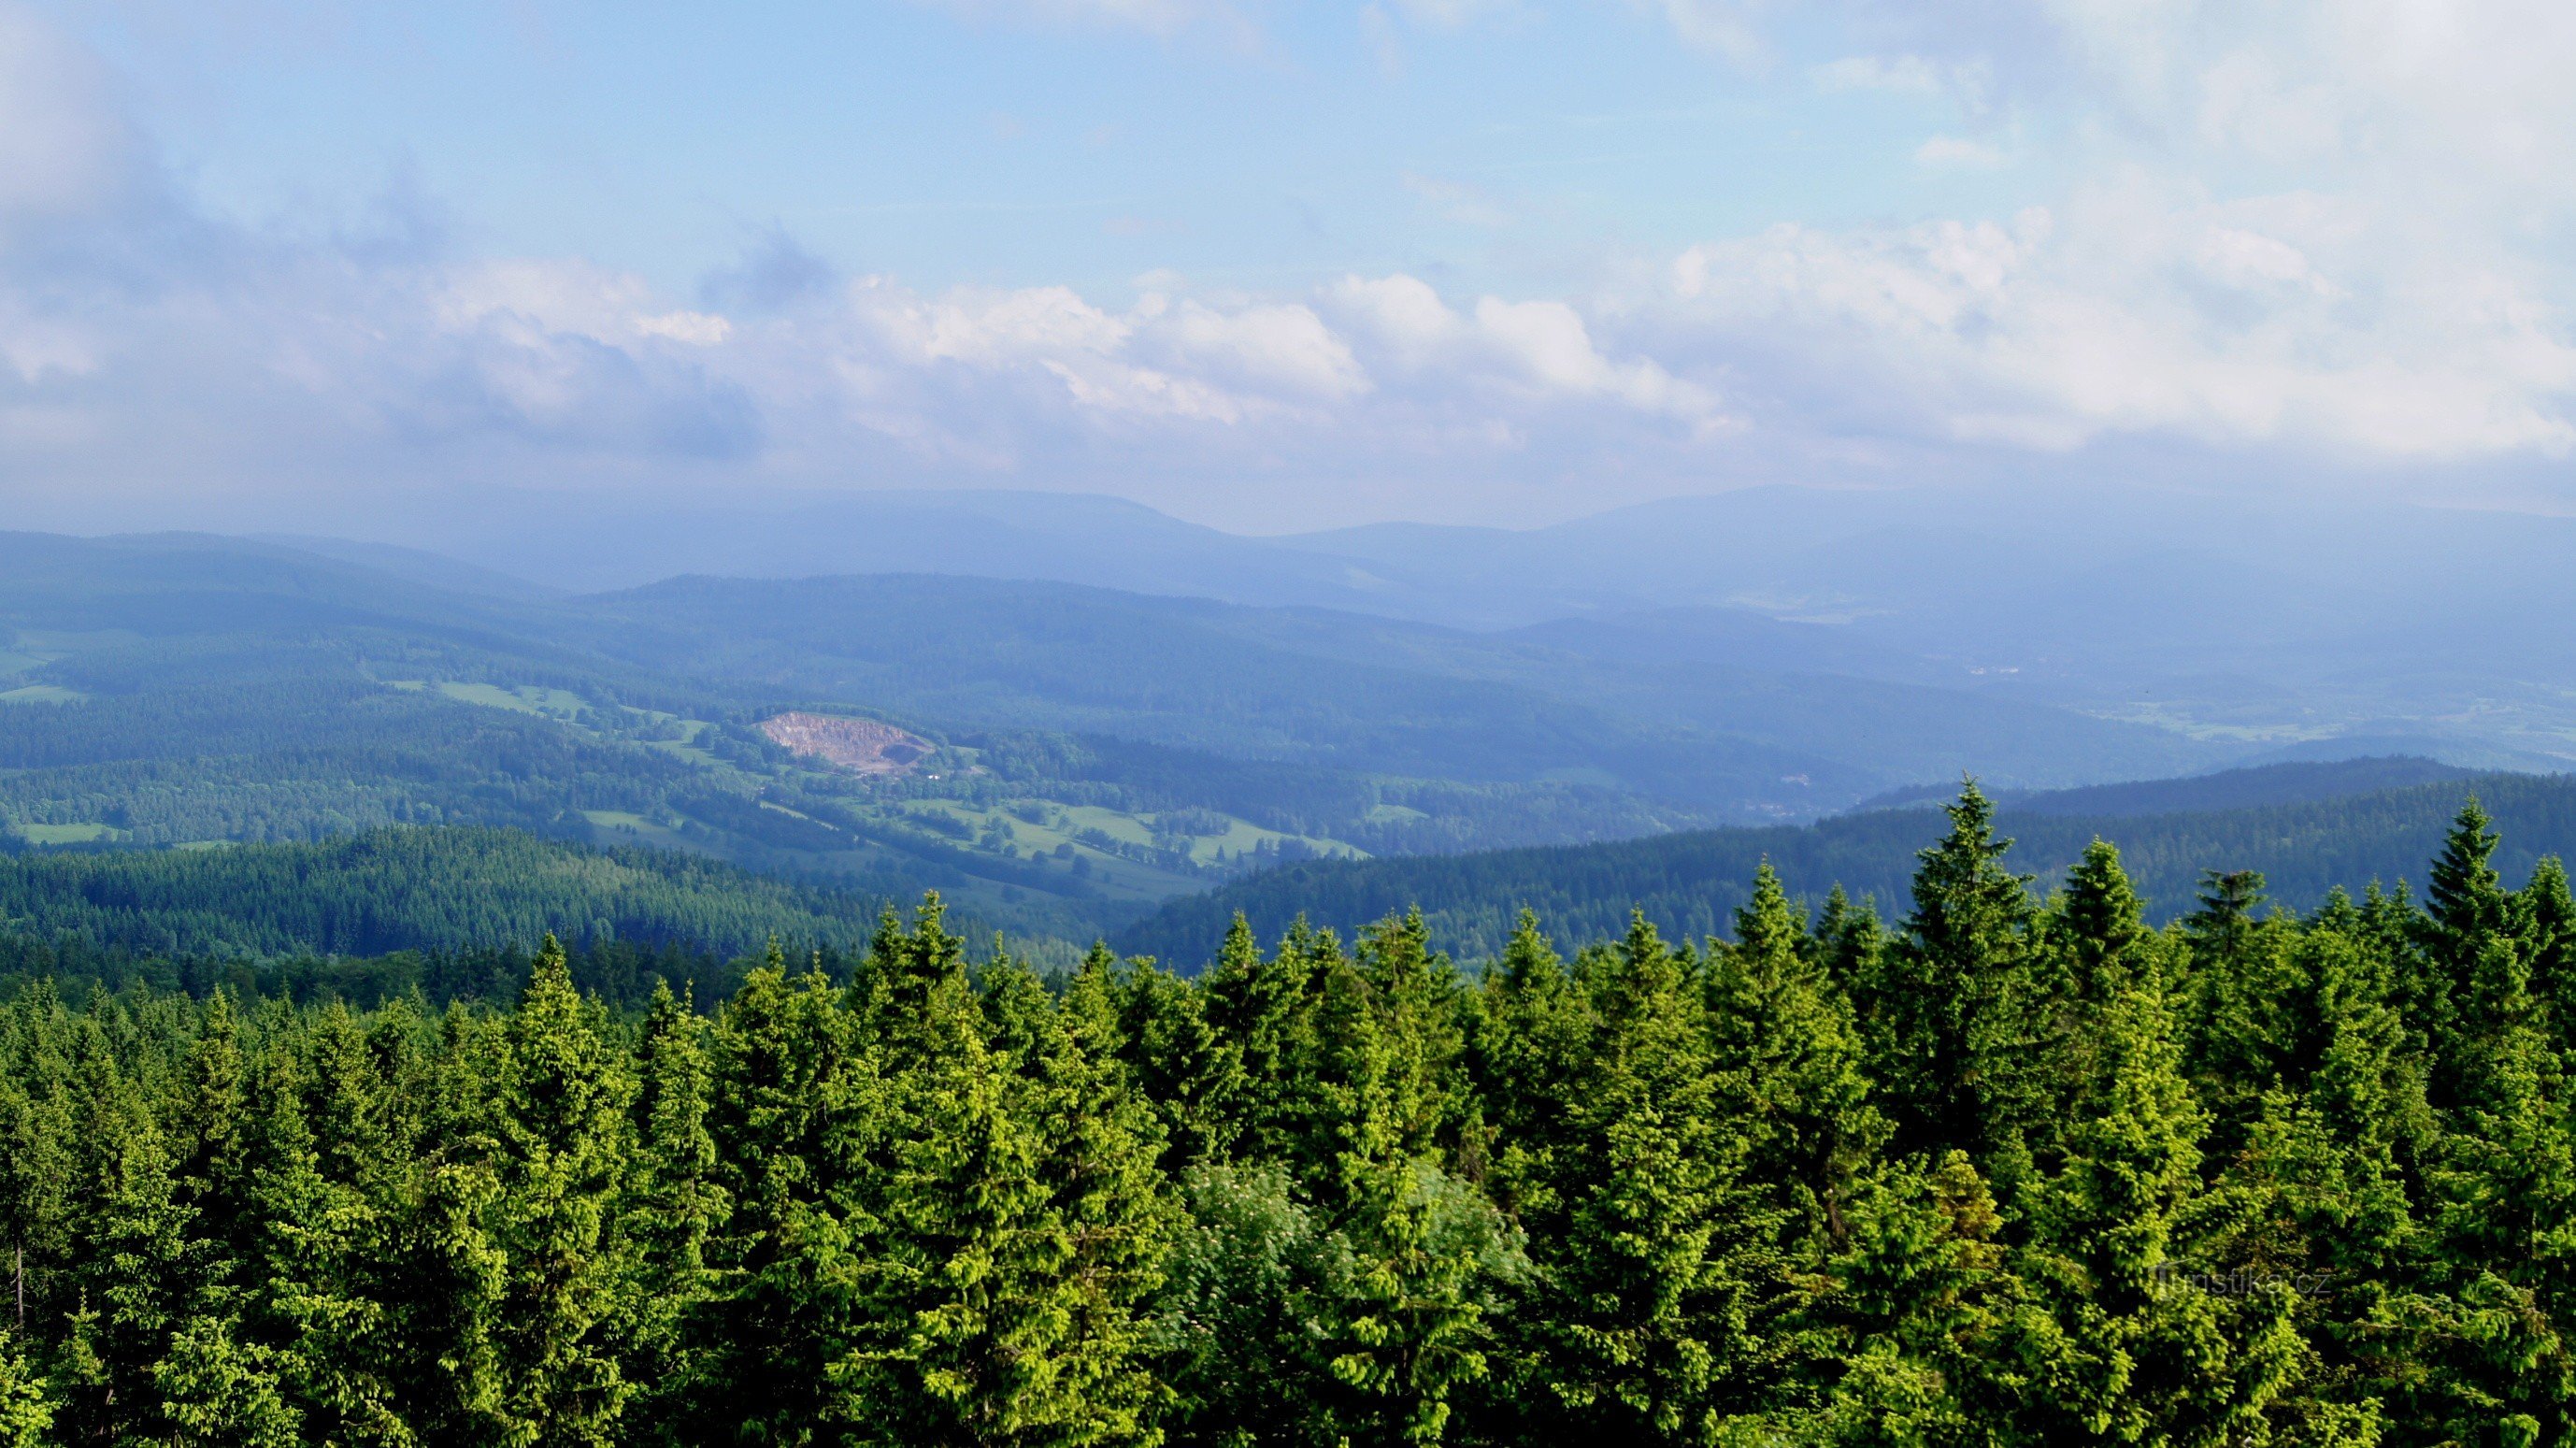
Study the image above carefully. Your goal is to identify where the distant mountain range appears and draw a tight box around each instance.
[7,508,2574,964]
[296,480,2576,774]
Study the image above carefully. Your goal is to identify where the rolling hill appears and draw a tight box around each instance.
[1114,761,2573,968]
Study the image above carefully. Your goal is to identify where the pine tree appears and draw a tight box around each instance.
[1204,914,1324,1165]
[1707,863,1882,1248]
[481,932,643,1444]
[1507,912,1777,1442]
[1305,933,1497,1448]
[1875,782,2040,1172]
[1469,910,1591,1227]
[623,981,730,1444]
[1112,950,1245,1170]
[694,934,865,1442]
[2523,853,2576,1054]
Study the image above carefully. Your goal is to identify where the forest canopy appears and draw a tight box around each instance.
[0,784,2569,1444]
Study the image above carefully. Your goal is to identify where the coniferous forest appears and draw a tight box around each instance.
[0,785,2570,1445]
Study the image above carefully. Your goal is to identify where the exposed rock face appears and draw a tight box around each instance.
[759,711,932,777]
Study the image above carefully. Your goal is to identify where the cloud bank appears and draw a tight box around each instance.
[4,0,2576,531]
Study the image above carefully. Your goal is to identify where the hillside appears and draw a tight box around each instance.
[0,531,2263,921]
[572,570,2226,809]
[1851,755,2476,817]
[0,825,1045,961]
[380,482,2576,771]
[1117,763,2576,967]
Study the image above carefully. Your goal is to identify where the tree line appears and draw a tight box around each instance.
[1,784,2570,1443]
[1122,765,2576,962]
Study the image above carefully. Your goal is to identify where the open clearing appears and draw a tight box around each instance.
[21,823,121,843]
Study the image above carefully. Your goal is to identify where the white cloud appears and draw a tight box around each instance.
[11,0,2576,529]
[916,0,1210,34]
[1812,52,1993,110]
[1402,172,1511,228]
[1814,53,1942,93]
[1327,275,1728,426]
[1392,0,1508,27]
[1642,0,1766,64]
[1143,297,1371,400]
[0,5,138,223]
[1664,176,2576,458]
[442,261,728,348]
[1915,135,2007,168]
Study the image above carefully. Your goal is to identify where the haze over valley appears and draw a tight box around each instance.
[8,1,2576,1442]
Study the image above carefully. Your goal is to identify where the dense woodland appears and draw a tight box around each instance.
[0,531,2268,905]
[1125,765,2576,961]
[0,784,2569,1444]
[0,827,922,968]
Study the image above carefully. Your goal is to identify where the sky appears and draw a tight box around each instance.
[4,0,2576,535]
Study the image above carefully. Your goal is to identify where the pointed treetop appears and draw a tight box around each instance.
[522,931,579,1013]
[1497,909,1564,995]
[2427,796,2512,944]
[1212,912,1261,980]
[1733,858,1806,968]
[2062,839,2149,995]
[1906,778,2036,960]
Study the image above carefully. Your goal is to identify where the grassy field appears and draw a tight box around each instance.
[20,823,122,843]
[0,684,86,705]
[579,809,708,856]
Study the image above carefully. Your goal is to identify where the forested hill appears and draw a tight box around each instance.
[1853,753,2473,816]
[0,826,1028,962]
[1120,765,2576,965]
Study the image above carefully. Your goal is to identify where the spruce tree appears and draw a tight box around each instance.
[1811,1151,2022,1443]
[2418,799,2517,1093]
[1112,951,1245,1170]
[1469,910,1591,1228]
[479,933,643,1444]
[1708,864,1882,1248]
[623,981,729,1444]
[2057,839,2150,1005]
[1301,917,1497,1447]
[1204,914,1325,1166]
[2524,853,2576,1054]
[59,1045,201,1442]
[694,936,863,1441]
[1508,913,1777,1442]
[1875,782,2040,1173]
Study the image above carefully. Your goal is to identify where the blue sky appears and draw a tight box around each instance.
[86,2,2016,294]
[7,1,2576,534]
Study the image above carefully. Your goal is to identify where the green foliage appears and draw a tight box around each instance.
[0,795,2573,1442]
[0,1332,55,1448]
[0,825,1088,1004]
[1123,767,2576,964]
